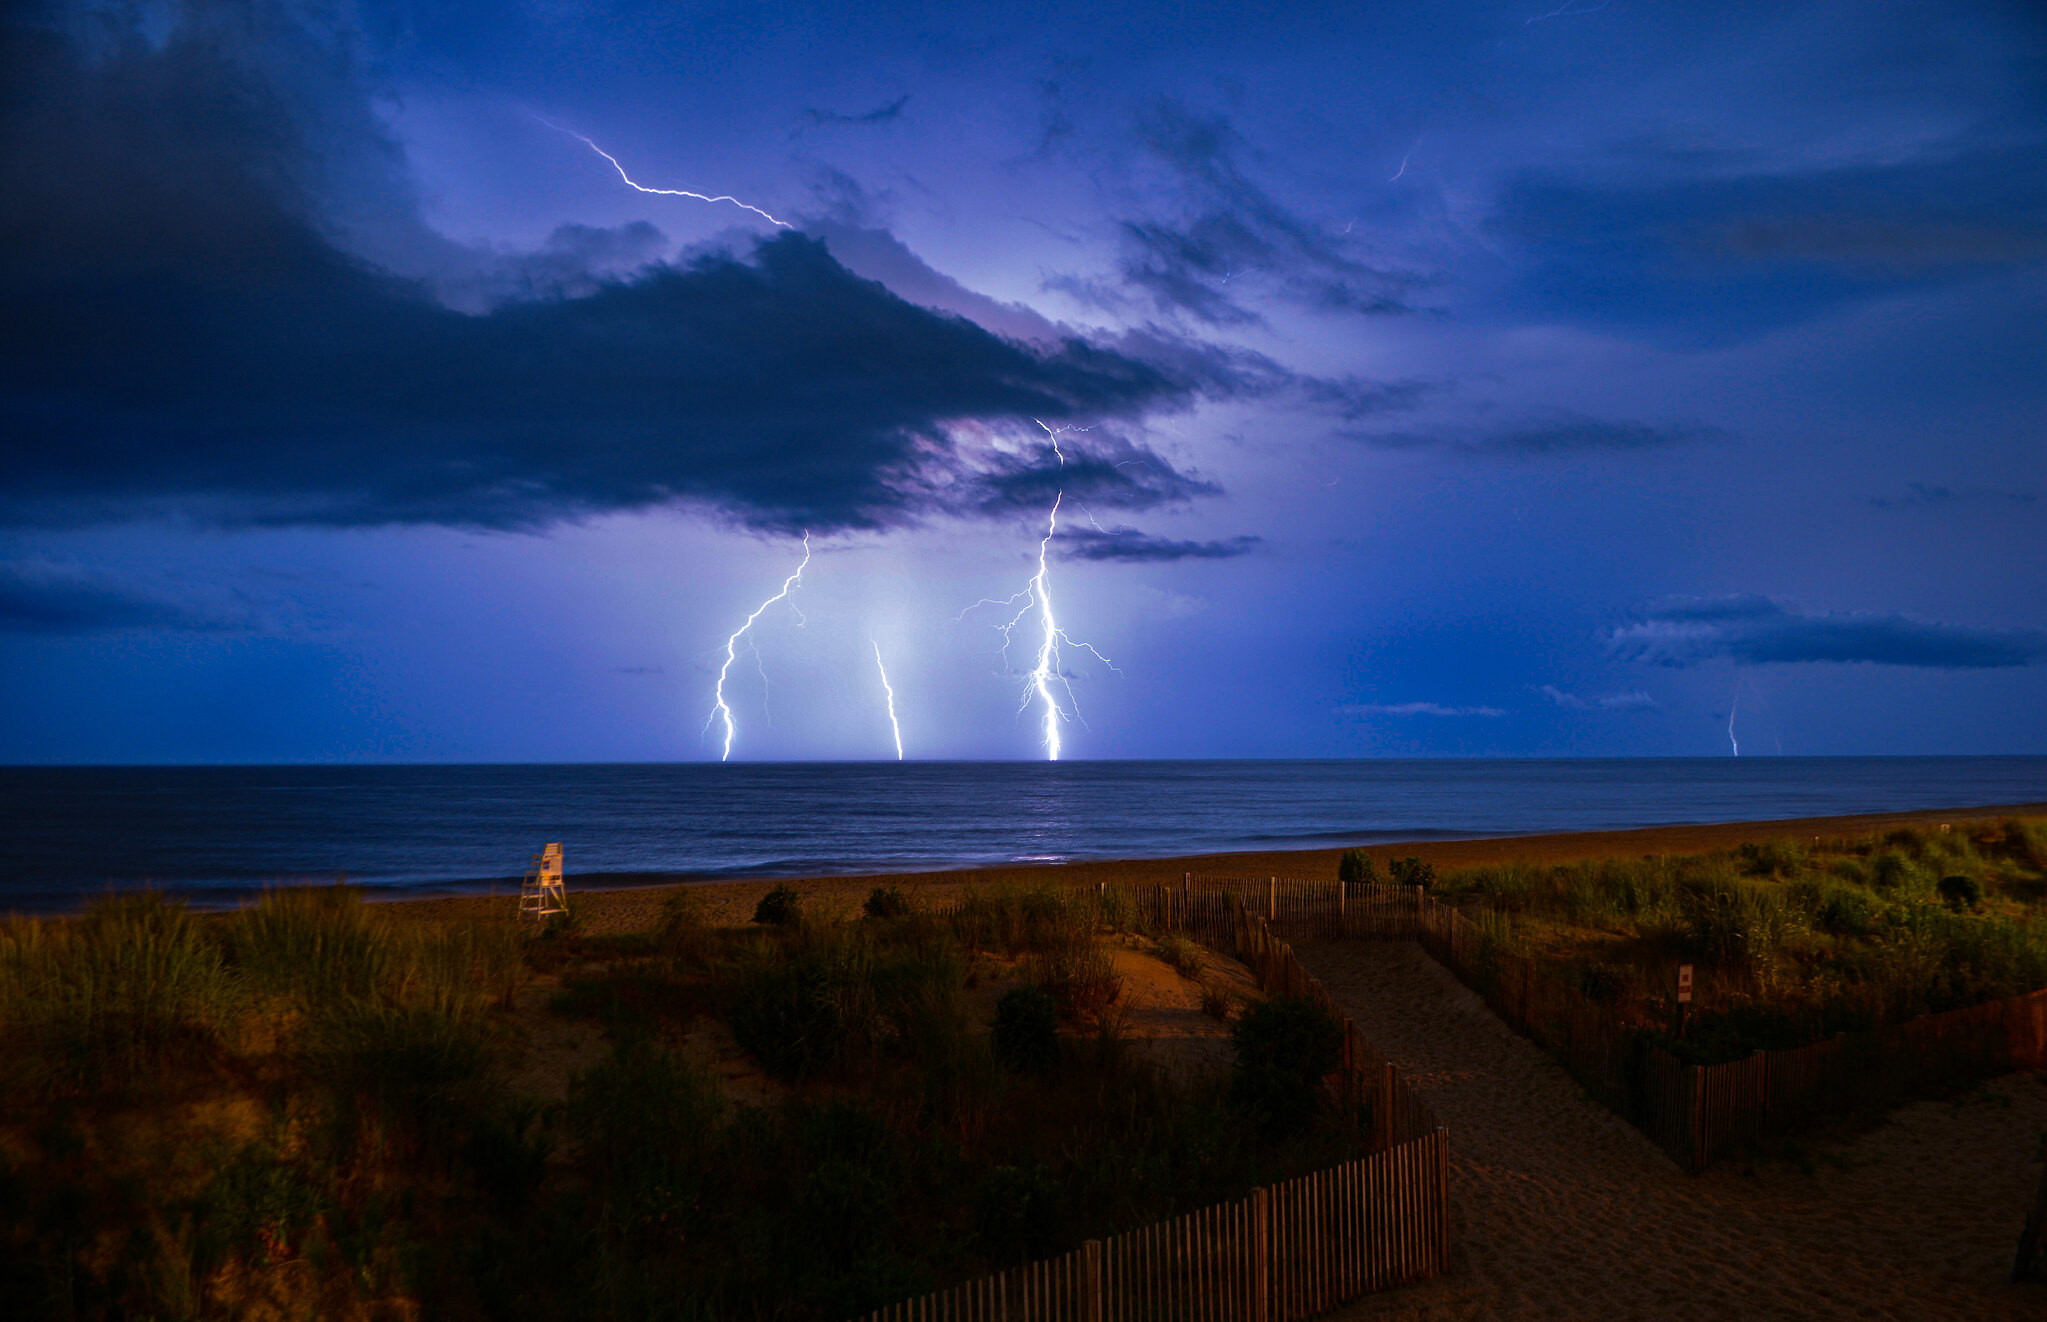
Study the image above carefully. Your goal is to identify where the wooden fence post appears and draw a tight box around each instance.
[1269,876,1277,921]
[1253,1186,1271,1322]
[1082,1239,1103,1321]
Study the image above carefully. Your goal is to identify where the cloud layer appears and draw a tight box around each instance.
[0,10,1218,535]
[1611,596,2047,669]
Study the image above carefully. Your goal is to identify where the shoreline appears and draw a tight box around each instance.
[382,798,2047,934]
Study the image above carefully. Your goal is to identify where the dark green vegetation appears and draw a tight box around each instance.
[0,884,1367,1320]
[1427,818,2047,1063]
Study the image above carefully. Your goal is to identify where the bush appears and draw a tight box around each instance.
[728,957,845,1079]
[991,985,1059,1072]
[1817,885,1880,936]
[1228,995,1343,1136]
[864,886,912,919]
[1937,875,1984,912]
[1199,982,1235,1021]
[1337,849,1376,886]
[1154,933,1204,979]
[1388,857,1436,890]
[567,1039,722,1234]
[753,884,803,927]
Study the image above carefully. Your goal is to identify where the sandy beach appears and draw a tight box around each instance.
[386,799,2047,934]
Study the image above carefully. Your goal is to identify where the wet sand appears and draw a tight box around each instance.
[386,800,2047,935]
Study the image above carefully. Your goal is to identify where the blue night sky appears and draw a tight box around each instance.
[2,0,2044,763]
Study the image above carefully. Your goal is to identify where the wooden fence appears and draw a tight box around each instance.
[852,1136,1449,1322]
[1142,873,2047,1173]
[853,903,1449,1321]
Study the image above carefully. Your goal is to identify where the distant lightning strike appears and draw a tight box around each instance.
[872,641,904,760]
[1727,693,1741,758]
[969,421,1117,760]
[705,534,810,761]
[536,117,793,228]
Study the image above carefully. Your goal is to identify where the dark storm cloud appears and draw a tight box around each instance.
[0,561,252,634]
[1055,526,1259,562]
[1491,146,2047,344]
[1610,596,2047,669]
[0,12,1214,534]
[1067,102,1423,327]
[1359,414,1721,456]
[969,432,1220,517]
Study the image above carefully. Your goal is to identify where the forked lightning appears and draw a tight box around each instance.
[706,535,810,761]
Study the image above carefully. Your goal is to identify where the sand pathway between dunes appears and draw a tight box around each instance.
[1300,941,2047,1321]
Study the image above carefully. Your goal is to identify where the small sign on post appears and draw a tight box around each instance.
[1675,962,1695,1039]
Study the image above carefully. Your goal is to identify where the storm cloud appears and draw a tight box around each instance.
[0,10,1213,534]
[1611,596,2047,669]
[1055,526,1260,562]
[0,561,254,634]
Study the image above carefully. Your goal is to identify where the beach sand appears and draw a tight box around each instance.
[1310,941,2047,1321]
[385,799,2047,935]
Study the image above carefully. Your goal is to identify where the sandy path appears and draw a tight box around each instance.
[1301,941,2047,1321]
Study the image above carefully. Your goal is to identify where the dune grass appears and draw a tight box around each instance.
[1427,817,2047,1060]
[0,881,1362,1321]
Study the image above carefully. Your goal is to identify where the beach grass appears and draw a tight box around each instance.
[1428,816,2047,1059]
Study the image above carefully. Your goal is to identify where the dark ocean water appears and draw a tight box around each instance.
[4,757,2046,912]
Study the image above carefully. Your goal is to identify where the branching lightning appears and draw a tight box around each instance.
[961,420,1117,760]
[536,117,793,228]
[871,641,904,760]
[705,534,810,761]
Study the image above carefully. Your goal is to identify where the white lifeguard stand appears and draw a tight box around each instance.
[520,842,566,921]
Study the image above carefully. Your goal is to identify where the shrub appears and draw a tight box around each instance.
[656,887,712,959]
[2001,818,2047,871]
[1199,982,1235,1021]
[753,884,803,927]
[1337,849,1376,886]
[1870,850,1916,892]
[1937,875,1984,912]
[991,985,1059,1072]
[1228,995,1343,1136]
[1817,885,1880,936]
[728,957,845,1079]
[864,886,912,919]
[1154,933,1204,979]
[566,1039,722,1233]
[1388,857,1436,890]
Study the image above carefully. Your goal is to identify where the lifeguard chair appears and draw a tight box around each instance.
[520,842,566,921]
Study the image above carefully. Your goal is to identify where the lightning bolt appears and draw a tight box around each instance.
[1727,692,1740,758]
[871,641,904,760]
[536,117,794,229]
[965,421,1117,761]
[705,534,810,761]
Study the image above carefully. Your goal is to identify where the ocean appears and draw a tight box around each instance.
[4,757,2046,912]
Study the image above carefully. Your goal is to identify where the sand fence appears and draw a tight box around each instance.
[1152,874,2047,1174]
[852,901,1450,1322]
